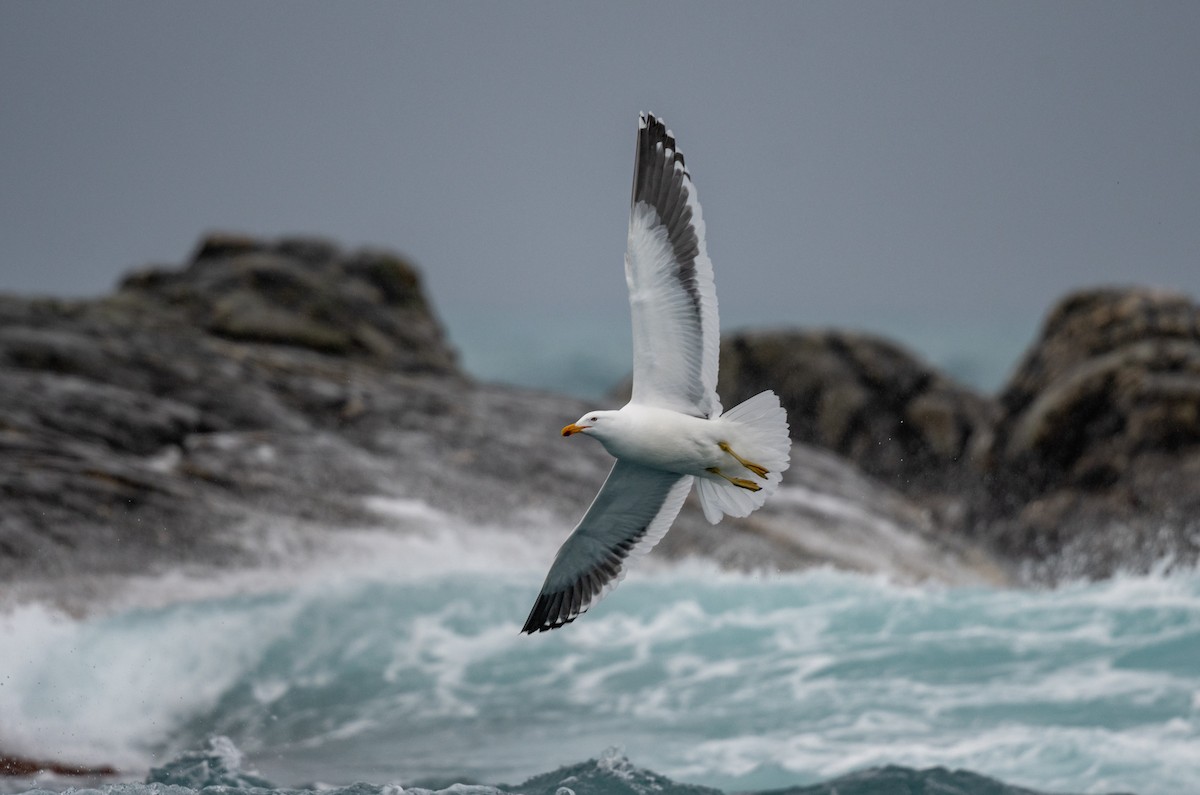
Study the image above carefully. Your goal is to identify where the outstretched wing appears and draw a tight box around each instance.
[522,460,693,633]
[625,112,721,419]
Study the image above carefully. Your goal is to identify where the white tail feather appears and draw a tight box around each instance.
[696,390,791,524]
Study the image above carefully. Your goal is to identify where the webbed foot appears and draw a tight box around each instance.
[718,441,769,478]
[706,467,762,492]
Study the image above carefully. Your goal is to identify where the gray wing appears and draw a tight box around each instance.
[625,112,721,418]
[521,460,693,633]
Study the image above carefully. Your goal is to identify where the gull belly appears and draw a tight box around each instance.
[597,404,725,477]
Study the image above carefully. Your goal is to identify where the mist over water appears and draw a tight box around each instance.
[1,518,1196,795]
[444,308,1039,400]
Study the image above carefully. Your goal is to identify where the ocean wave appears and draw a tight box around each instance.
[4,736,1131,795]
[1,563,1197,793]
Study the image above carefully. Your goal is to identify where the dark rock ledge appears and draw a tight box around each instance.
[1,233,1197,604]
[0,754,117,777]
[0,234,1006,612]
[719,287,1200,581]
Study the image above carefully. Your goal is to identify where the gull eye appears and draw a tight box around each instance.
[589,416,599,422]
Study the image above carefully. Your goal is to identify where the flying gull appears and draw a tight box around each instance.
[522,113,791,633]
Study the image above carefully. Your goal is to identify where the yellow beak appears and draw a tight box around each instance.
[561,423,587,437]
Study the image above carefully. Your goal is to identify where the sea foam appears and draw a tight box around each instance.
[0,506,1197,795]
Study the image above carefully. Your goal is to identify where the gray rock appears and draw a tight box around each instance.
[717,329,996,501]
[510,749,721,795]
[0,235,1005,611]
[119,232,456,374]
[980,287,1200,579]
[759,763,1133,795]
[638,290,1200,582]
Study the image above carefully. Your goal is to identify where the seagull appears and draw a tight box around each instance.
[521,113,791,634]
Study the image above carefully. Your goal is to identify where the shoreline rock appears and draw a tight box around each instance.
[3,233,1196,599]
[719,287,1200,581]
[0,234,1005,610]
[715,284,1200,578]
[0,753,117,778]
[981,287,1200,579]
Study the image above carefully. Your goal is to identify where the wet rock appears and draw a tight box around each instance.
[513,749,721,795]
[716,329,996,522]
[697,290,1200,581]
[980,287,1200,579]
[119,233,455,374]
[1,235,1004,607]
[21,240,1198,590]
[762,763,1132,795]
[0,234,461,588]
[0,753,117,777]
[992,288,1200,485]
[655,441,1008,585]
[16,236,1194,592]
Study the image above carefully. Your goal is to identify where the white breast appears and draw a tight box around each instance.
[597,404,722,476]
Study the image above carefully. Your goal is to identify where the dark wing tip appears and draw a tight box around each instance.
[631,111,691,218]
[520,462,677,635]
[521,556,627,634]
[521,587,585,634]
[638,111,687,172]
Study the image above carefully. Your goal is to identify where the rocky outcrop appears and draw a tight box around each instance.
[720,289,1200,581]
[0,235,456,588]
[0,235,1003,608]
[717,330,996,503]
[0,754,116,777]
[120,233,456,373]
[5,232,1193,590]
[980,287,1200,579]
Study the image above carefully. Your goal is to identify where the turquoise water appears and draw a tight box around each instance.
[441,307,1040,399]
[2,561,1196,794]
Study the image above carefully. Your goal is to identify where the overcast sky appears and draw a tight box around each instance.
[2,2,1198,392]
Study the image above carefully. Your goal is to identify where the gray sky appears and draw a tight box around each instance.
[2,2,1198,393]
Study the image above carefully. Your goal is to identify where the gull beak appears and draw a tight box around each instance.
[561,423,587,437]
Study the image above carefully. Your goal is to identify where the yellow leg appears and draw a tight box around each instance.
[706,467,762,492]
[718,441,769,478]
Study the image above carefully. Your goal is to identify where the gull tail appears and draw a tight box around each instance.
[696,390,791,524]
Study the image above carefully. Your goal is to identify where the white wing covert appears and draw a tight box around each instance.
[625,113,721,419]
